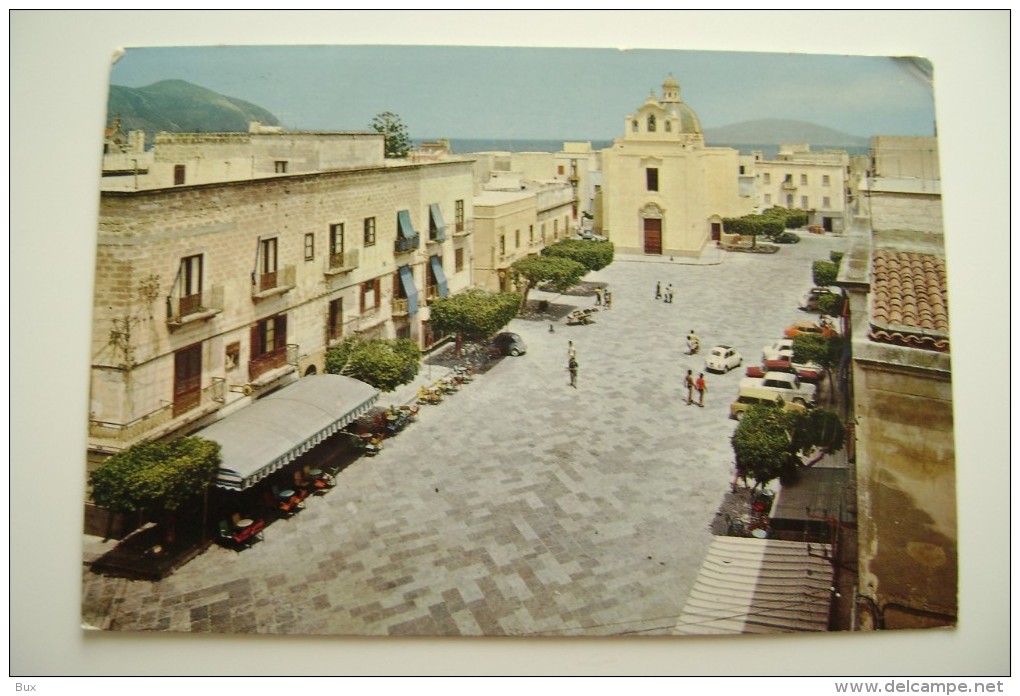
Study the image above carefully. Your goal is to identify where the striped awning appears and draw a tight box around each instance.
[201,374,379,491]
[673,537,834,635]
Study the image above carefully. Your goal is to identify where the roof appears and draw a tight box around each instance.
[199,374,379,491]
[673,537,834,635]
[870,249,950,352]
[771,467,849,525]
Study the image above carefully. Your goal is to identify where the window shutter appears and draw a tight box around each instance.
[250,323,262,359]
[275,315,288,351]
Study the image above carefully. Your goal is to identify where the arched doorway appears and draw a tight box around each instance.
[304,365,317,377]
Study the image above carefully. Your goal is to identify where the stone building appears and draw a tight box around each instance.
[87,130,475,497]
[471,177,574,292]
[839,134,956,629]
[598,74,753,255]
[753,144,850,232]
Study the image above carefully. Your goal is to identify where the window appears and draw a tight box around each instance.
[822,175,831,186]
[800,174,808,185]
[275,161,288,174]
[763,173,771,185]
[179,254,203,316]
[515,229,520,249]
[540,223,546,243]
[764,194,772,205]
[328,223,344,266]
[173,343,202,416]
[647,115,656,132]
[499,235,506,256]
[823,196,831,208]
[664,121,672,132]
[553,219,559,239]
[259,238,278,291]
[739,165,746,175]
[455,247,464,273]
[304,233,315,261]
[174,164,185,186]
[455,200,465,232]
[224,342,240,371]
[557,165,565,175]
[529,225,534,245]
[250,314,288,379]
[801,196,809,208]
[363,217,376,246]
[361,278,381,311]
[327,298,343,342]
[646,167,659,191]
[631,120,638,132]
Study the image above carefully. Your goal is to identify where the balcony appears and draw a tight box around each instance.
[251,265,296,300]
[425,284,440,302]
[781,179,798,190]
[248,347,289,382]
[453,220,473,238]
[392,297,410,316]
[325,249,360,276]
[427,229,447,245]
[166,286,224,329]
[395,234,420,254]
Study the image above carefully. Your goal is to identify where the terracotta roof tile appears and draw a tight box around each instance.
[869,250,949,352]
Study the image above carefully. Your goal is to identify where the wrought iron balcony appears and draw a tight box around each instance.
[395,234,420,254]
[251,265,296,300]
[166,286,224,328]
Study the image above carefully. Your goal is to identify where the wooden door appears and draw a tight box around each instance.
[643,218,662,255]
[173,343,202,416]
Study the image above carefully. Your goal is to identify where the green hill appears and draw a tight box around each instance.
[107,79,281,140]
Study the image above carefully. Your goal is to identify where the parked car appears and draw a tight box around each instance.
[762,338,794,362]
[774,231,801,244]
[729,391,808,421]
[705,345,743,373]
[799,286,842,312]
[493,332,527,357]
[738,371,817,405]
[784,320,839,339]
[746,358,823,383]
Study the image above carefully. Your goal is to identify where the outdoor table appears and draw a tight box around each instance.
[309,469,322,478]
[278,489,295,499]
[234,518,254,529]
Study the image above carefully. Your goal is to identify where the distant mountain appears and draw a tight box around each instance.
[704,118,868,147]
[107,79,281,139]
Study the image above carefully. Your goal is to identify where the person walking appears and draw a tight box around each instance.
[567,340,576,360]
[594,287,603,306]
[568,355,579,388]
[665,284,674,303]
[604,290,612,309]
[684,369,695,405]
[655,281,662,300]
[696,373,707,407]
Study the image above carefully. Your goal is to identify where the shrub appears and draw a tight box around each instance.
[813,260,839,287]
[830,251,845,265]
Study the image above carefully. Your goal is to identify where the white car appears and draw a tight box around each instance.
[705,345,742,373]
[762,338,794,362]
[739,371,817,406]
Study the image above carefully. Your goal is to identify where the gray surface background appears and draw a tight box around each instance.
[10,10,1009,677]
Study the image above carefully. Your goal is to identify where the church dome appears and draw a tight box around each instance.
[672,102,702,134]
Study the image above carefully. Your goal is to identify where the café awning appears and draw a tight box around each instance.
[201,374,380,491]
[429,255,449,298]
[398,265,419,315]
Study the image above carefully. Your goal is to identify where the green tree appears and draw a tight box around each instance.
[731,405,845,490]
[89,436,221,545]
[508,254,587,311]
[541,238,615,272]
[428,289,522,348]
[370,111,412,158]
[792,332,844,400]
[815,292,845,317]
[812,260,839,286]
[325,335,421,392]
[762,206,809,230]
[723,214,784,248]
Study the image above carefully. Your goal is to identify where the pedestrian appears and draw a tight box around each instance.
[666,284,674,303]
[655,281,662,300]
[568,355,579,388]
[595,287,602,306]
[696,373,707,407]
[684,369,694,405]
[604,290,612,309]
[567,340,576,360]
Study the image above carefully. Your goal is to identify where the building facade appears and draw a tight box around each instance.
[88,131,475,481]
[753,144,850,232]
[840,134,956,629]
[598,75,753,256]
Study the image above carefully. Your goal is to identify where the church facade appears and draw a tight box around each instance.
[598,75,753,256]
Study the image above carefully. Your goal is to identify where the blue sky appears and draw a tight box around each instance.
[109,44,936,141]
